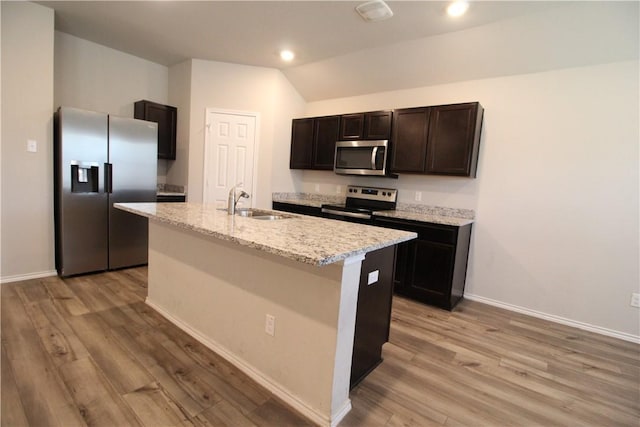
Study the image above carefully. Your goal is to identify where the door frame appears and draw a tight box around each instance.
[202,108,261,207]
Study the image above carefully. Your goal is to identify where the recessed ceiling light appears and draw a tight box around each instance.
[280,50,295,62]
[356,0,394,23]
[447,1,469,17]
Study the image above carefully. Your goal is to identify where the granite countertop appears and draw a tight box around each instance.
[157,184,186,197]
[373,204,474,226]
[272,192,342,208]
[157,191,186,196]
[272,193,475,227]
[115,202,416,266]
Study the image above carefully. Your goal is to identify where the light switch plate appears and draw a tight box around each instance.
[27,139,37,153]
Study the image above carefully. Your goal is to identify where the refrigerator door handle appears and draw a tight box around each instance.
[105,163,113,193]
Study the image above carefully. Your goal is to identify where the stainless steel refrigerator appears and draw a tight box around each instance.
[54,106,158,277]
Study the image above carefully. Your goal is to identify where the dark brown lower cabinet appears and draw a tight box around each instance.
[374,217,472,311]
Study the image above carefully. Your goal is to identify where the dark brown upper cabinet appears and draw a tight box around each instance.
[290,118,314,169]
[134,100,177,160]
[391,107,431,173]
[289,115,340,170]
[339,113,364,140]
[339,110,392,140]
[427,103,484,177]
[391,102,483,177]
[313,116,341,169]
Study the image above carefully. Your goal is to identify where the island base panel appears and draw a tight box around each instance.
[146,221,363,426]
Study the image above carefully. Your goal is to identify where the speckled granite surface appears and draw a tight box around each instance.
[372,210,473,226]
[115,202,416,266]
[271,193,475,226]
[157,183,186,196]
[272,192,342,208]
[374,202,474,226]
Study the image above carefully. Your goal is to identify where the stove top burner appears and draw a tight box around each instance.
[321,204,375,220]
[321,185,398,220]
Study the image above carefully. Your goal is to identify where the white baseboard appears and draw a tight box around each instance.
[146,298,337,427]
[1,270,57,284]
[464,293,640,344]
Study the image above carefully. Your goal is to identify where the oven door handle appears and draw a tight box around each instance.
[321,208,371,220]
[371,146,378,170]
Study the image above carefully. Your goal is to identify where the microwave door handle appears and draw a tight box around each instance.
[371,147,378,170]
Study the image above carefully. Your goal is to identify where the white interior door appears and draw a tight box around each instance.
[203,111,257,209]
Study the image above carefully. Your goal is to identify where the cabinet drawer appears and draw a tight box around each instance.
[374,217,457,245]
[272,201,323,218]
[156,194,185,202]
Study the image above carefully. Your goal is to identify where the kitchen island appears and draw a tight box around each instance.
[115,202,415,426]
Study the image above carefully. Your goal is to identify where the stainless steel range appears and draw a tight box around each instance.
[321,185,397,222]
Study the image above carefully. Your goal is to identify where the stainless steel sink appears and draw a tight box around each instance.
[252,215,289,220]
[236,209,293,220]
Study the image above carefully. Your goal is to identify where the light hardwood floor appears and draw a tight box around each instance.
[2,267,639,426]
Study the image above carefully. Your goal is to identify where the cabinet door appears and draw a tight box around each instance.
[427,102,481,176]
[364,110,392,140]
[289,118,314,169]
[134,100,177,160]
[339,113,365,140]
[409,240,455,306]
[392,240,413,291]
[391,107,430,173]
[313,116,340,170]
[373,217,416,292]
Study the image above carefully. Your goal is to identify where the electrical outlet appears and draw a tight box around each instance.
[367,270,379,285]
[315,184,320,192]
[336,185,342,194]
[265,314,275,336]
[27,139,37,153]
[415,191,422,202]
[631,293,640,308]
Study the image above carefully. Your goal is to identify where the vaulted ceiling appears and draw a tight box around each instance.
[38,1,639,101]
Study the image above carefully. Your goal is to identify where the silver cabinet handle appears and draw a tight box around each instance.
[321,208,371,219]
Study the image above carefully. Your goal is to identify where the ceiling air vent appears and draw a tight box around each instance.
[355,0,394,22]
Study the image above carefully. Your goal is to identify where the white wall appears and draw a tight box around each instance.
[284,2,639,102]
[186,59,306,208]
[1,2,55,280]
[298,60,640,339]
[54,32,169,181]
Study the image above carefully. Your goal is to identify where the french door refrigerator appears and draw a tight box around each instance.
[54,106,158,277]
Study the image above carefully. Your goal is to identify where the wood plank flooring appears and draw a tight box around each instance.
[2,267,639,426]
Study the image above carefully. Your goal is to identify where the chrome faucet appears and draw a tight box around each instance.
[228,183,250,215]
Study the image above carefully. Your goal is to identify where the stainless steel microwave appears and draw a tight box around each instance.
[334,140,389,176]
